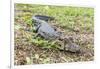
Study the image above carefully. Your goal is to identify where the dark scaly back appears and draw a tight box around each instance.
[34,15,55,21]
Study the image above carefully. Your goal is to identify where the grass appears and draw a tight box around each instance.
[14,3,94,65]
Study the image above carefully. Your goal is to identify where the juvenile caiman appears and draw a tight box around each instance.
[32,15,91,54]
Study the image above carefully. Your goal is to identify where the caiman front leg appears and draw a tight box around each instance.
[33,33,39,39]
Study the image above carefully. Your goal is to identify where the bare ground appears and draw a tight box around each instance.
[14,4,94,65]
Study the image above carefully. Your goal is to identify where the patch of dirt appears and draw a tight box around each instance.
[14,19,94,65]
[14,4,94,65]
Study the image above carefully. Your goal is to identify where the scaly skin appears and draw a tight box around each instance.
[32,15,62,40]
[32,15,93,55]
